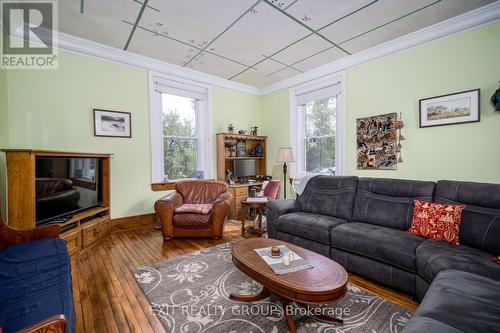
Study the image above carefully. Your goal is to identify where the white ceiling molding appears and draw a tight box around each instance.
[56,31,261,96]
[260,1,500,96]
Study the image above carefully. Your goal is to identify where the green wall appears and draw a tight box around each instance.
[258,21,500,186]
[346,21,500,183]
[2,51,262,219]
[261,90,291,197]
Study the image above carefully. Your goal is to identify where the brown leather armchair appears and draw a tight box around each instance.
[154,180,232,240]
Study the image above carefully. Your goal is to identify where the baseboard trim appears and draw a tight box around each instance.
[110,213,157,232]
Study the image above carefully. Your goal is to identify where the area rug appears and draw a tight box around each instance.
[134,241,412,333]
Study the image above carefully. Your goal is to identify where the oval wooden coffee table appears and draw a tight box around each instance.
[230,238,348,333]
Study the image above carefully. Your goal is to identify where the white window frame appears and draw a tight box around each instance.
[289,71,346,177]
[149,71,213,183]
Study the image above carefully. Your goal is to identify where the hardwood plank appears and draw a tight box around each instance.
[70,223,418,333]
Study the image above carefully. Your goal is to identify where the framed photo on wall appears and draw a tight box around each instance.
[419,89,480,128]
[93,109,132,138]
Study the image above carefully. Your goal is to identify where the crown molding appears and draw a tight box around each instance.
[55,31,261,96]
[260,1,500,96]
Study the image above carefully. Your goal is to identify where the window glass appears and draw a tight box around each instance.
[162,93,198,180]
[304,96,336,173]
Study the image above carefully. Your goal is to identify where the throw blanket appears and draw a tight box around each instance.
[294,173,320,195]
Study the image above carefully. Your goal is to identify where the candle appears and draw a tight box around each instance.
[283,254,291,266]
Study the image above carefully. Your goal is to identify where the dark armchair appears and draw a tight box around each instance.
[0,217,73,333]
[154,180,232,240]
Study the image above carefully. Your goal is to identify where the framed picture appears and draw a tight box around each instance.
[419,89,480,128]
[93,109,132,138]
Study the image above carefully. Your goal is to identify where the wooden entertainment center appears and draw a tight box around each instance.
[2,149,112,256]
[216,133,267,220]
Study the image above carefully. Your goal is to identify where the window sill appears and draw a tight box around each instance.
[151,182,177,191]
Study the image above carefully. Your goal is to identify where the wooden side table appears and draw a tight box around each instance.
[240,200,267,237]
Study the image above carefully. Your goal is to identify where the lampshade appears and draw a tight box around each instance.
[277,147,295,163]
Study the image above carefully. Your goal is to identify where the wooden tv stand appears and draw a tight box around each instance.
[1,149,112,256]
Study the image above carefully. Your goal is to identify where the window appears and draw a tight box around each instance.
[290,75,345,176]
[150,74,211,183]
[162,94,198,180]
[304,96,336,173]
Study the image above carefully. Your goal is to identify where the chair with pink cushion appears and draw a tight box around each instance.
[258,179,280,199]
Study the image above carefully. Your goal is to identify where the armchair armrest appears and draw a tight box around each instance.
[0,217,60,251]
[210,191,232,238]
[154,191,184,239]
[17,314,66,333]
[265,199,300,239]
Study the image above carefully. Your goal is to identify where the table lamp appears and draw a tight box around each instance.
[277,147,295,199]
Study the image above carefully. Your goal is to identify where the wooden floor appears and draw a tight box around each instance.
[71,223,418,333]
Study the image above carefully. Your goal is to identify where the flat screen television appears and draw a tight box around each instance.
[233,159,257,179]
[35,156,102,225]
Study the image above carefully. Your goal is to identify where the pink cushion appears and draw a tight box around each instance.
[262,180,280,199]
[175,204,212,215]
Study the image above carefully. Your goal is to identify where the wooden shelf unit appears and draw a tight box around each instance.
[2,149,112,256]
[216,133,267,181]
[216,133,267,220]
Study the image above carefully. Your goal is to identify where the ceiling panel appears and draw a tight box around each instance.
[59,0,140,49]
[210,1,311,65]
[127,26,194,66]
[230,59,288,87]
[293,47,346,72]
[271,34,331,65]
[341,0,496,53]
[285,0,378,30]
[142,0,256,49]
[320,0,438,45]
[188,53,248,78]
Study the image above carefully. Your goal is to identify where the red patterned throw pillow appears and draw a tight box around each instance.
[408,200,466,245]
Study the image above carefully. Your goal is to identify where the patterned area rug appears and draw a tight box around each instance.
[134,241,412,333]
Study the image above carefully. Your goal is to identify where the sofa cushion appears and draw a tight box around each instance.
[297,176,358,220]
[275,212,346,244]
[331,222,425,272]
[353,178,435,230]
[0,238,75,332]
[416,239,500,283]
[434,180,500,255]
[408,200,465,245]
[173,213,211,228]
[402,269,500,333]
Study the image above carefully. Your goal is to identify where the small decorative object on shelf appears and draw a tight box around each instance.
[196,171,204,179]
[224,139,237,157]
[226,169,235,184]
[238,130,247,134]
[250,126,258,136]
[491,82,500,111]
[236,140,246,157]
[228,119,234,133]
[255,143,263,157]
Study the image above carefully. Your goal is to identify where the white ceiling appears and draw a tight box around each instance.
[60,0,494,87]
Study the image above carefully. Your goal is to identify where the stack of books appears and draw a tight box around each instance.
[246,197,268,203]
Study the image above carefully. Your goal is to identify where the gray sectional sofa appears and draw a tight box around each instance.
[266,176,500,333]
